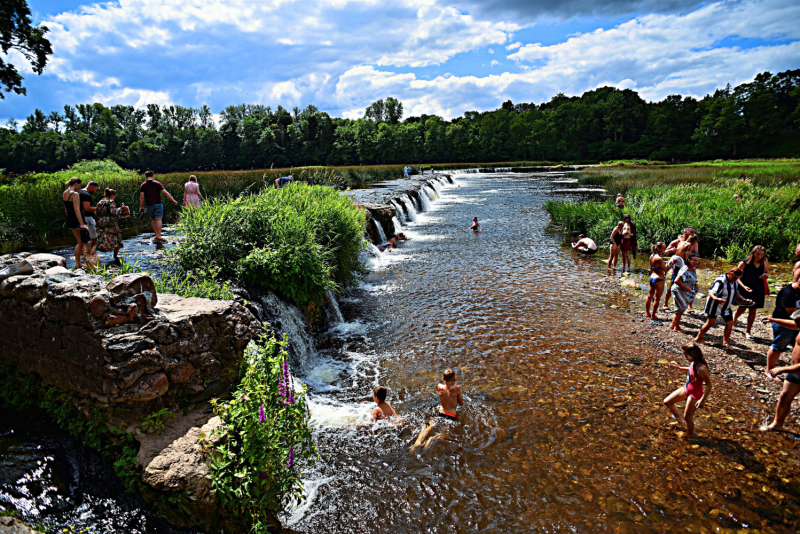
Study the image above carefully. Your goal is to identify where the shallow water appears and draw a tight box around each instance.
[290,172,800,533]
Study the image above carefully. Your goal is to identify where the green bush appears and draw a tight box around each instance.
[209,330,316,531]
[168,183,366,307]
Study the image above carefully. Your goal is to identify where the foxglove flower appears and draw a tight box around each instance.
[287,446,295,468]
[258,404,266,424]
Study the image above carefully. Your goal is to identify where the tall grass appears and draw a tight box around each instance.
[168,183,366,307]
[545,182,800,260]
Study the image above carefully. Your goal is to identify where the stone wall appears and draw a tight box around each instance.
[0,253,260,417]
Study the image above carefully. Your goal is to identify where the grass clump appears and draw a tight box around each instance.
[209,330,315,531]
[169,183,366,307]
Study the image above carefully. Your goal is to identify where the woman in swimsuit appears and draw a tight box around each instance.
[607,221,624,269]
[646,242,667,320]
[620,225,633,272]
[62,177,88,269]
[663,342,712,437]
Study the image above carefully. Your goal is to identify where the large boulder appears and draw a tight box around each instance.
[0,516,43,534]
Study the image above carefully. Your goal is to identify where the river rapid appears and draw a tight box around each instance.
[3,170,799,533]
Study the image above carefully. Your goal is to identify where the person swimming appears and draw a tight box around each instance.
[471,217,481,232]
[370,386,396,421]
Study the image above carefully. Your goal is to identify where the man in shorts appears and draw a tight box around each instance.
[78,181,100,251]
[139,170,178,243]
[763,280,800,379]
[761,309,800,431]
[409,369,464,453]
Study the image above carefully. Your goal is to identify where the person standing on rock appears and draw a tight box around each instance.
[670,254,700,333]
[139,170,178,243]
[695,268,743,350]
[62,177,89,269]
[760,310,800,431]
[733,245,769,340]
[762,280,800,380]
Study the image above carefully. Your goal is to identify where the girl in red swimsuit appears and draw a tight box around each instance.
[663,342,712,436]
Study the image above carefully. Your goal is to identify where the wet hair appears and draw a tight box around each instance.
[87,181,99,188]
[443,369,456,382]
[688,235,699,244]
[373,386,387,402]
[189,175,197,182]
[681,342,707,368]
[651,241,665,254]
[104,188,116,198]
[145,170,154,178]
[66,177,82,187]
[745,245,766,265]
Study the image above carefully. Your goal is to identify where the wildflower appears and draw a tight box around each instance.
[258,404,266,424]
[287,446,295,468]
[240,395,246,406]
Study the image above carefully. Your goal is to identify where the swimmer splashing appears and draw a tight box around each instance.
[410,369,464,452]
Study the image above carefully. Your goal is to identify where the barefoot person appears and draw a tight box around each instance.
[62,177,89,269]
[733,245,769,340]
[139,170,178,243]
[572,234,598,255]
[607,221,624,269]
[663,238,695,310]
[761,311,800,431]
[670,254,699,333]
[663,342,712,437]
[762,280,800,379]
[646,242,667,320]
[370,386,396,421]
[410,369,464,452]
[695,268,742,350]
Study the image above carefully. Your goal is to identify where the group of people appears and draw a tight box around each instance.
[62,171,206,268]
[571,208,800,434]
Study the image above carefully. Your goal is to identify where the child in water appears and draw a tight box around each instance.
[663,342,712,436]
[410,369,464,452]
[370,386,396,421]
[470,217,481,232]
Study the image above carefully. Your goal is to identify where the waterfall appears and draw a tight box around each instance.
[389,199,406,224]
[400,195,417,222]
[410,192,423,212]
[325,289,344,324]
[431,180,442,195]
[391,216,402,235]
[371,218,387,243]
[419,190,432,211]
[424,186,438,201]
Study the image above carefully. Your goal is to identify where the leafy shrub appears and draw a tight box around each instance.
[169,183,366,306]
[209,330,316,531]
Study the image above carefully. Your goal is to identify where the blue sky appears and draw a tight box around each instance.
[1,0,798,123]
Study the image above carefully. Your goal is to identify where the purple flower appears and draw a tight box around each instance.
[287,446,295,468]
[258,404,266,424]
[240,395,246,406]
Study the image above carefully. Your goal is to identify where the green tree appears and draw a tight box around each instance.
[0,0,52,98]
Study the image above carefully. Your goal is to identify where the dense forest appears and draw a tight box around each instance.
[1,69,798,174]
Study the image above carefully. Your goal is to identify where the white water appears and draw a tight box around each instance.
[391,216,403,235]
[419,190,432,211]
[400,195,417,222]
[431,181,443,195]
[424,186,438,201]
[325,289,344,324]
[389,199,406,224]
[371,218,387,243]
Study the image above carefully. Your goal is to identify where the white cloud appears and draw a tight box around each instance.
[505,41,522,50]
[490,60,500,66]
[92,88,172,107]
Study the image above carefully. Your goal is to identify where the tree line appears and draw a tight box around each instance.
[1,69,798,174]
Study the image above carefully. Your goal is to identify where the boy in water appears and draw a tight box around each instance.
[470,217,481,232]
[410,369,464,452]
[370,386,396,421]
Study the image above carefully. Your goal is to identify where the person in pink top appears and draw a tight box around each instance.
[663,342,712,437]
[183,175,205,208]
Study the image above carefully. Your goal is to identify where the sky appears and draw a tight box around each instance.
[1,0,798,122]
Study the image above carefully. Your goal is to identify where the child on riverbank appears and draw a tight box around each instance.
[663,342,712,437]
[370,386,396,421]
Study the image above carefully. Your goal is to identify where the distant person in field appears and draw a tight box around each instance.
[663,342,711,437]
[183,175,205,207]
[760,310,800,432]
[733,194,742,203]
[471,217,481,232]
[695,268,743,350]
[370,386,396,421]
[571,234,597,255]
[646,242,667,320]
[733,245,769,340]
[139,170,179,243]
[615,193,625,209]
[275,175,293,188]
[403,166,409,178]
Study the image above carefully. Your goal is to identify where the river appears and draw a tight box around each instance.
[3,170,799,533]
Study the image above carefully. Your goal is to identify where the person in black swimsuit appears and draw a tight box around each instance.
[607,221,624,269]
[646,242,667,320]
[733,245,769,340]
[62,177,89,269]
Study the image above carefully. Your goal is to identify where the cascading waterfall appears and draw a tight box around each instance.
[391,216,403,235]
[371,218,387,243]
[389,199,406,224]
[424,186,438,201]
[431,180,442,195]
[324,289,344,324]
[400,195,417,222]
[419,190,432,211]
[410,192,423,212]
